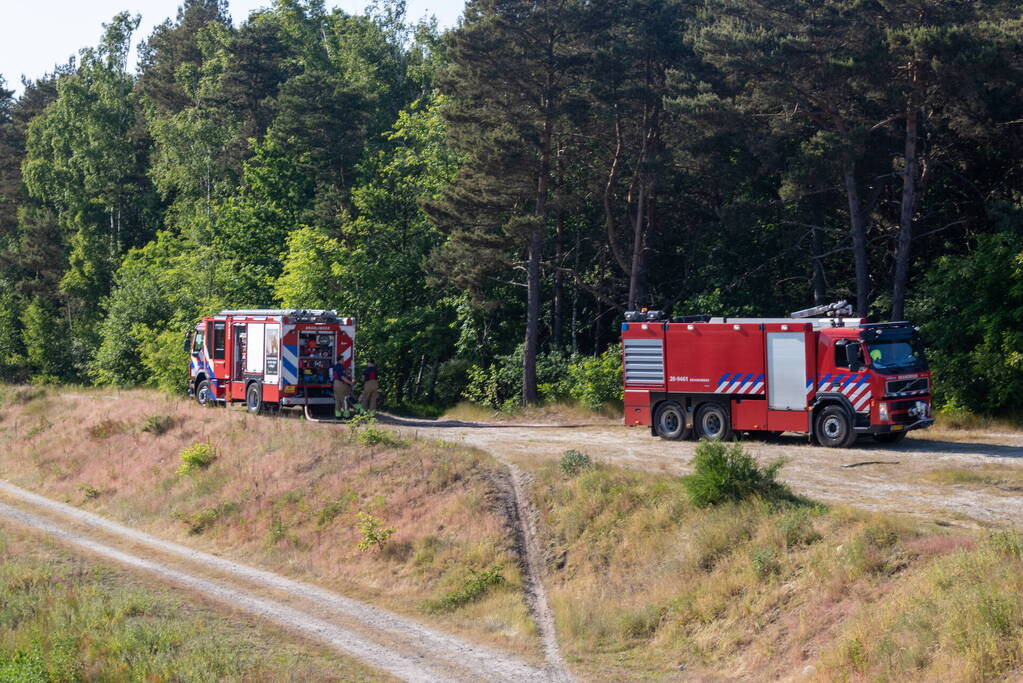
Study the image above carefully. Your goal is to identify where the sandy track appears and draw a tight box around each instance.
[0,480,552,682]
[383,417,1023,527]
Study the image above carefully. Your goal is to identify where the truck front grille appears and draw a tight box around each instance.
[886,377,929,396]
[624,339,664,385]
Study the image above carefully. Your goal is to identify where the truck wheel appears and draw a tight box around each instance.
[696,403,732,441]
[815,406,856,448]
[246,383,263,414]
[873,431,908,445]
[654,402,690,441]
[195,380,213,407]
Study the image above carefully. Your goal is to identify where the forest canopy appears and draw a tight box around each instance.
[1,0,1022,415]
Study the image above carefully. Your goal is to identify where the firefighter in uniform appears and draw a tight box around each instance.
[360,360,379,412]
[330,360,353,419]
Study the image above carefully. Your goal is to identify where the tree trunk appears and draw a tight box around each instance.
[892,93,920,321]
[843,166,870,317]
[426,358,439,402]
[523,80,553,405]
[628,182,646,310]
[812,223,827,305]
[552,212,564,349]
[604,113,630,276]
[523,225,542,405]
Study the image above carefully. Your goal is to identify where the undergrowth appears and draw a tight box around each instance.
[425,566,506,612]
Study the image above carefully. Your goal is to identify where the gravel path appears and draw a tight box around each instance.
[382,417,1023,528]
[0,480,551,682]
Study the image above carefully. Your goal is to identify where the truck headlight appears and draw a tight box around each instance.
[879,402,890,421]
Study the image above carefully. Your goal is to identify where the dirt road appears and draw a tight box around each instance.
[386,418,1023,527]
[0,480,552,682]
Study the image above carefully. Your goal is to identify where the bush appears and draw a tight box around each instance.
[177,443,216,475]
[425,566,506,612]
[174,502,239,535]
[776,507,822,548]
[88,419,126,440]
[141,414,175,435]
[564,344,623,409]
[560,449,593,476]
[750,547,781,579]
[681,440,789,507]
[355,511,395,551]
[462,345,573,409]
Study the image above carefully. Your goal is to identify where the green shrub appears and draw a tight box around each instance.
[316,492,356,528]
[750,547,781,579]
[560,449,593,476]
[177,443,216,475]
[355,512,395,551]
[776,507,822,548]
[425,566,506,612]
[356,426,407,448]
[565,344,623,409]
[141,414,175,435]
[78,484,101,500]
[268,511,287,545]
[88,419,126,440]
[348,415,408,448]
[681,440,788,507]
[174,502,239,535]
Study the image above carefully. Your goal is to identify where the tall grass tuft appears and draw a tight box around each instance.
[681,440,789,507]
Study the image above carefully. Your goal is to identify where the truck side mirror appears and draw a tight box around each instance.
[845,342,864,370]
[184,331,193,354]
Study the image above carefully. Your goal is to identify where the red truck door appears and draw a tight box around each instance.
[764,323,814,432]
[207,320,228,394]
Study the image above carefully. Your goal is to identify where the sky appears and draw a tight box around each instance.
[1,0,466,94]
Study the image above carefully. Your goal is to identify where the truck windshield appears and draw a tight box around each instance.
[865,337,928,374]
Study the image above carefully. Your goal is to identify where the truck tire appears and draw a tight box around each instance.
[246,382,264,414]
[815,405,856,448]
[696,403,732,441]
[654,402,690,441]
[195,380,213,407]
[873,431,908,445]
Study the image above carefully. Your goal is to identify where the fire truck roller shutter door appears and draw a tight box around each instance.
[246,323,264,374]
[767,332,808,410]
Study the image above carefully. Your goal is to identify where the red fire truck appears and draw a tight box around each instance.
[186,309,355,413]
[621,302,934,447]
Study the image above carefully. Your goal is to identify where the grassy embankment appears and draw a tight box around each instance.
[0,386,538,660]
[0,522,376,681]
[531,446,1023,681]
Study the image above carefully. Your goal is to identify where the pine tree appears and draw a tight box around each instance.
[431,0,582,405]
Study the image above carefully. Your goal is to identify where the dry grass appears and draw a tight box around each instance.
[0,521,377,681]
[820,530,1023,680]
[0,387,537,659]
[529,458,1021,681]
[921,465,1023,489]
[441,400,618,425]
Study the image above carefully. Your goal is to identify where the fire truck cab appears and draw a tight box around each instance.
[621,302,934,447]
[186,309,355,413]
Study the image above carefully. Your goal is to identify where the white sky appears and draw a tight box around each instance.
[1,0,466,94]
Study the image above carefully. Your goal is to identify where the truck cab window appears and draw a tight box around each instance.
[191,330,204,353]
[835,340,850,368]
[213,323,226,360]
